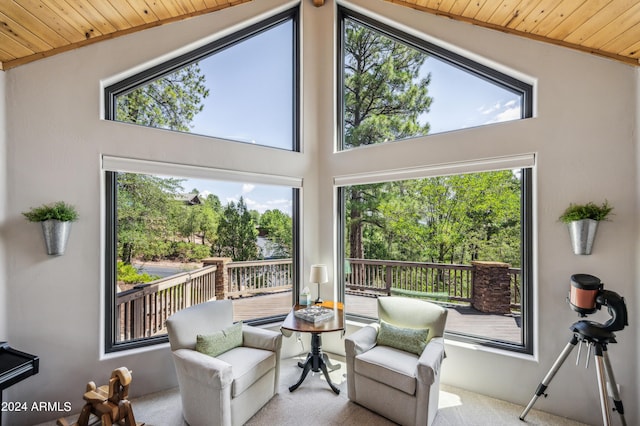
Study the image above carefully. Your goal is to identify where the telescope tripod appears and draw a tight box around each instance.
[519,321,626,426]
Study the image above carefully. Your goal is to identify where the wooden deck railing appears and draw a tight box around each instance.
[116,257,520,343]
[115,259,294,343]
[226,259,293,298]
[346,258,522,308]
[116,265,218,342]
[346,259,474,302]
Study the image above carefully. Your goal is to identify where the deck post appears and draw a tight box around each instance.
[203,257,233,300]
[471,261,511,314]
[385,265,392,295]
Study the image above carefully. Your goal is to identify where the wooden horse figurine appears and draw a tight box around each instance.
[57,367,144,426]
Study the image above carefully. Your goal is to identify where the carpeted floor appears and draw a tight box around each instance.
[46,355,587,426]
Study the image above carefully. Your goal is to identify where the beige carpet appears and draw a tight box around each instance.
[45,355,587,426]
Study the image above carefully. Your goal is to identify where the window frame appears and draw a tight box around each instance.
[337,167,534,355]
[104,7,300,152]
[337,6,534,151]
[104,167,300,353]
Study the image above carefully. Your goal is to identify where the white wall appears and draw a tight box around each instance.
[2,0,638,425]
[0,70,6,340]
[634,66,640,426]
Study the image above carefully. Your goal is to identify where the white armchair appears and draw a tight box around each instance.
[166,300,282,426]
[345,297,447,426]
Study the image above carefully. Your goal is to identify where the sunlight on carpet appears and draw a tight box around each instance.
[439,389,463,409]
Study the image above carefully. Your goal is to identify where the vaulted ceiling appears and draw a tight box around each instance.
[1,0,639,71]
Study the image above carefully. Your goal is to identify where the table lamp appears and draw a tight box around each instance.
[309,264,328,304]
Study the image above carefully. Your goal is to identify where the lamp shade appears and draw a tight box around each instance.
[309,264,328,284]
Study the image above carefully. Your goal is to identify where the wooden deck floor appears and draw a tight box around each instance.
[232,291,522,344]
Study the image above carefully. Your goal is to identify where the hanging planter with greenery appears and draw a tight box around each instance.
[559,201,613,255]
[23,201,79,256]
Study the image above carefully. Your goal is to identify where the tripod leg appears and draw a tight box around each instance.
[602,348,626,426]
[519,336,578,421]
[594,344,612,426]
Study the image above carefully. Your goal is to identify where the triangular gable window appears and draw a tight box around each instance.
[105,9,298,151]
[339,8,532,150]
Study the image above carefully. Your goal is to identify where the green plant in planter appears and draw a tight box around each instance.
[23,201,79,255]
[22,201,79,222]
[559,201,613,223]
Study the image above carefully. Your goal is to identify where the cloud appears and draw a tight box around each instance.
[481,99,521,124]
[478,102,502,115]
[492,106,521,122]
[242,184,255,193]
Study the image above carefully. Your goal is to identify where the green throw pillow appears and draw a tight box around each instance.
[196,321,243,357]
[376,320,429,356]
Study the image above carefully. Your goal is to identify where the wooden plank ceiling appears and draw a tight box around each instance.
[0,0,639,71]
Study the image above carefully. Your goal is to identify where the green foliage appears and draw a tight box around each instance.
[213,197,259,261]
[343,20,432,148]
[117,261,159,284]
[346,170,522,267]
[259,209,293,257]
[559,201,613,223]
[169,242,211,262]
[343,20,432,259]
[117,173,184,264]
[23,201,79,222]
[116,63,209,132]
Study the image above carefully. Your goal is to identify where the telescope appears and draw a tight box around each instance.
[568,273,628,332]
[520,274,628,426]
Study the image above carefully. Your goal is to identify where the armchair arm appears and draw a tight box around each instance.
[172,348,233,390]
[242,326,282,353]
[345,323,379,401]
[416,336,446,385]
[242,326,282,395]
[345,323,379,357]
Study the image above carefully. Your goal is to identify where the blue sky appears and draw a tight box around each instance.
[190,20,293,149]
[178,18,521,216]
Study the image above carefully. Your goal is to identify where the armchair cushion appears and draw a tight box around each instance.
[355,345,420,395]
[377,320,429,355]
[217,346,276,397]
[196,321,243,357]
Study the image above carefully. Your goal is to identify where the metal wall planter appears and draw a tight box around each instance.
[41,220,72,255]
[567,219,599,255]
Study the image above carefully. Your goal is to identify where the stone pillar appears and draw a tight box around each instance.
[471,261,511,314]
[202,257,233,300]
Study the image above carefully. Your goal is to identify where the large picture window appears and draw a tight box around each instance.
[104,160,300,352]
[338,166,532,353]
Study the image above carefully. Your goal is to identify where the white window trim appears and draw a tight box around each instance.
[334,153,535,186]
[102,155,303,188]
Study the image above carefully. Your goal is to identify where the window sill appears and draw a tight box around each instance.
[443,338,537,362]
[100,341,171,361]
